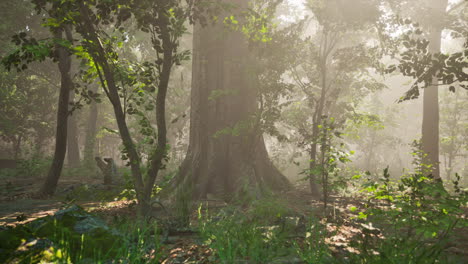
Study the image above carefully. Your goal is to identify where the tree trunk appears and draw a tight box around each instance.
[176,1,290,200]
[79,2,146,209]
[83,84,99,170]
[421,0,448,180]
[308,28,332,199]
[67,91,81,168]
[309,80,326,199]
[142,9,174,215]
[13,135,22,160]
[309,123,322,198]
[38,26,73,196]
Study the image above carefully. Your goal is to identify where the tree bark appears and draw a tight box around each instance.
[421,0,448,180]
[176,1,290,200]
[78,3,145,201]
[67,91,81,168]
[142,8,173,215]
[38,26,73,196]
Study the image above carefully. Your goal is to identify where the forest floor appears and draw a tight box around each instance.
[1,173,467,263]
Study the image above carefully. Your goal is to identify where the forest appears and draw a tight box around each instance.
[0,0,467,263]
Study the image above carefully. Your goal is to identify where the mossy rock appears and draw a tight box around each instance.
[1,205,123,263]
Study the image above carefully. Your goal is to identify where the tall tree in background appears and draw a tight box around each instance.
[67,91,81,167]
[288,0,381,197]
[176,0,290,199]
[440,90,468,181]
[1,4,77,195]
[0,0,57,159]
[83,84,99,171]
[383,0,467,179]
[420,0,448,180]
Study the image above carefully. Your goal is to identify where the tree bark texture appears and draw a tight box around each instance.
[143,7,174,215]
[176,0,290,199]
[39,26,73,196]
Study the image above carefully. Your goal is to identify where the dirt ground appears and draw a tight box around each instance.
[0,175,109,225]
[1,174,467,263]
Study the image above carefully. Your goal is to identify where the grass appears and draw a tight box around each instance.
[197,196,328,263]
[2,198,465,264]
[1,214,163,263]
[1,164,466,264]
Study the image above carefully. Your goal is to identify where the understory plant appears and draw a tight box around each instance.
[1,208,163,264]
[351,164,467,263]
[197,199,297,263]
[293,218,333,263]
[305,117,353,209]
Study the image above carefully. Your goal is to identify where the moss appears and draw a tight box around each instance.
[1,205,123,263]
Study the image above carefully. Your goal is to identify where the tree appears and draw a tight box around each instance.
[2,8,76,196]
[31,0,197,215]
[285,0,382,197]
[40,26,75,195]
[3,0,195,211]
[0,0,57,159]
[382,0,467,179]
[67,91,81,168]
[421,0,449,180]
[82,83,99,171]
[440,90,468,181]
[175,0,290,200]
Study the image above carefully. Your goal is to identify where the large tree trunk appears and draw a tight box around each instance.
[176,1,290,200]
[67,91,81,168]
[421,0,448,180]
[38,26,73,196]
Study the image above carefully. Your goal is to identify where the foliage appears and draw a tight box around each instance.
[293,218,334,264]
[0,205,163,263]
[439,90,468,181]
[0,0,205,208]
[0,205,120,263]
[302,117,354,207]
[115,167,163,202]
[197,198,337,264]
[198,206,293,263]
[0,67,57,157]
[380,14,468,101]
[245,195,295,223]
[351,165,467,263]
[0,156,51,180]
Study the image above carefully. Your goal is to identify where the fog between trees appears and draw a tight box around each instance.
[0,1,467,263]
[0,0,467,207]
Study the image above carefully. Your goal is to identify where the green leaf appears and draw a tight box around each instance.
[358,212,368,220]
